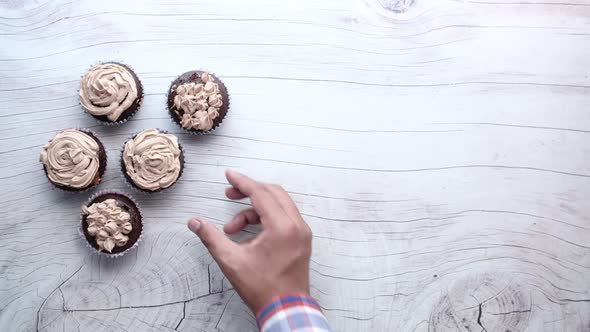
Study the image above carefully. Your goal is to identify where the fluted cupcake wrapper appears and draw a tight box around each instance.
[79,190,144,258]
[79,61,145,126]
[42,128,107,194]
[165,70,231,136]
[119,128,186,195]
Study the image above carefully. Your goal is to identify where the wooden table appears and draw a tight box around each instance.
[1,0,589,331]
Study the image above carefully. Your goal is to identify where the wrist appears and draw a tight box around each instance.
[249,283,310,315]
[256,293,319,327]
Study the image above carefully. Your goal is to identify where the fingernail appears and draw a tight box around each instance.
[187,218,201,233]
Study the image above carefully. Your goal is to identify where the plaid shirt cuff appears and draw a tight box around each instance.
[257,293,332,332]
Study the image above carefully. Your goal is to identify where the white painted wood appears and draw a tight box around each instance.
[1,0,589,331]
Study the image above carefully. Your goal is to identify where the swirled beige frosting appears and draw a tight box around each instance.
[82,199,132,253]
[39,129,100,189]
[123,129,182,191]
[80,63,138,122]
[173,72,223,130]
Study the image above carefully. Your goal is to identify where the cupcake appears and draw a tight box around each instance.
[167,70,229,134]
[39,129,107,192]
[121,129,184,193]
[79,62,143,124]
[81,192,142,255]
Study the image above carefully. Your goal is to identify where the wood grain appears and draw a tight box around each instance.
[1,0,589,331]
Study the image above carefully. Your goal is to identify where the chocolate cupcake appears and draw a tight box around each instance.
[79,62,143,124]
[39,129,107,192]
[167,71,229,133]
[121,129,184,193]
[81,192,143,255]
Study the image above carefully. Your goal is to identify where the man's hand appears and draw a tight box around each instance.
[187,169,312,314]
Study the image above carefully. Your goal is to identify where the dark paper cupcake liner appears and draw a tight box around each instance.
[79,190,144,258]
[119,129,186,194]
[41,128,107,194]
[78,61,144,126]
[166,70,230,136]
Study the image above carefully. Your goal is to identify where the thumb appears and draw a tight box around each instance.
[188,218,237,261]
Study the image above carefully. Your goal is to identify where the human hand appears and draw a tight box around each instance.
[187,170,313,314]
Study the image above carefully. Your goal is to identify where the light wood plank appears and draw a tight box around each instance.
[1,0,589,331]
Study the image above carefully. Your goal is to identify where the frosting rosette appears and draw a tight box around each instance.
[173,72,223,131]
[167,70,229,134]
[82,198,132,253]
[80,63,139,122]
[40,129,101,189]
[122,129,182,191]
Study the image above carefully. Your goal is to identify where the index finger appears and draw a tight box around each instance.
[225,170,285,226]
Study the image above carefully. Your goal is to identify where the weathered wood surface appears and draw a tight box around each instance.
[1,0,589,331]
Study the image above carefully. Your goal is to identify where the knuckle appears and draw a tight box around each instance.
[253,182,266,192]
[295,240,312,258]
[278,223,312,243]
[267,183,285,193]
[280,225,296,238]
[275,224,296,239]
[300,225,313,243]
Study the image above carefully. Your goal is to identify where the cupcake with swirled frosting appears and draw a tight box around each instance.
[81,192,143,255]
[167,70,229,134]
[80,62,143,124]
[121,129,184,193]
[40,129,107,192]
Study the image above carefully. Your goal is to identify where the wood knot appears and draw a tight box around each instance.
[429,274,531,332]
[375,0,416,13]
[359,0,425,23]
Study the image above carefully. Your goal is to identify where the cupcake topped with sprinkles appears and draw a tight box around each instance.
[122,129,184,193]
[80,62,143,124]
[167,70,229,133]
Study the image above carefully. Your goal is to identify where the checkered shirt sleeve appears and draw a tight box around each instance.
[257,294,332,332]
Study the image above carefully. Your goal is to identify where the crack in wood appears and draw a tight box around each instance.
[58,288,65,311]
[174,301,186,331]
[342,315,375,321]
[224,74,590,90]
[558,298,590,303]
[488,309,532,316]
[185,275,192,298]
[71,312,81,332]
[36,264,84,332]
[215,291,236,329]
[208,263,211,295]
[435,121,590,134]
[477,303,487,332]
[61,291,226,313]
